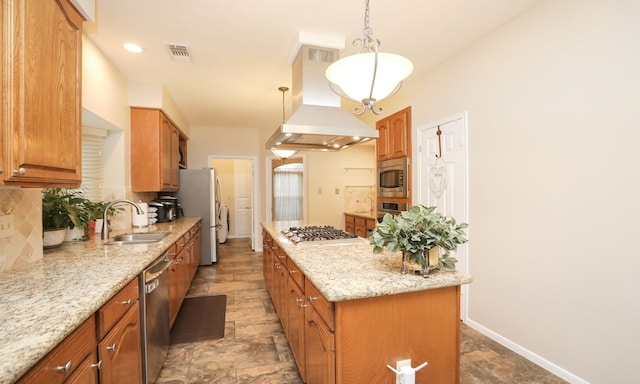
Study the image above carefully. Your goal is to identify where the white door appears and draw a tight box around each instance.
[417,112,469,321]
[234,160,253,243]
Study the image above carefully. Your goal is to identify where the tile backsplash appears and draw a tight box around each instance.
[0,188,43,272]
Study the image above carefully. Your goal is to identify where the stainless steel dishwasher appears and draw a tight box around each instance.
[139,252,173,384]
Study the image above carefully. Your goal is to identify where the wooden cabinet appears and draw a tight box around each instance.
[96,278,142,384]
[168,223,201,327]
[1,0,84,187]
[376,106,411,162]
[16,316,98,384]
[286,258,306,378]
[263,228,462,384]
[344,214,376,238]
[130,107,184,192]
[97,301,142,384]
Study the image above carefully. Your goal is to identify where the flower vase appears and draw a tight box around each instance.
[420,247,441,277]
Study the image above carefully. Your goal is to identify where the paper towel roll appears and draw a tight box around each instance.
[132,202,149,227]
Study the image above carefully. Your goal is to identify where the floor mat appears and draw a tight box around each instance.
[170,295,227,344]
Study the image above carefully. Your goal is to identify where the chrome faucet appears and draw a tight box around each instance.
[101,199,144,240]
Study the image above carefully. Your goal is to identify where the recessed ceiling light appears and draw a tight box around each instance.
[123,43,143,53]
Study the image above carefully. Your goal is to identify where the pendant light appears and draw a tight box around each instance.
[271,87,298,160]
[325,0,413,115]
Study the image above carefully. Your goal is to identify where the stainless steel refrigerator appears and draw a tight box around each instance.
[175,168,221,264]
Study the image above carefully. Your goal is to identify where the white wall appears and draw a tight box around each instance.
[381,0,639,382]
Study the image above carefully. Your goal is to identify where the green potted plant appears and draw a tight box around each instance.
[368,204,468,276]
[42,188,89,246]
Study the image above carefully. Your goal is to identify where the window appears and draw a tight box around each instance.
[273,162,303,221]
[80,127,107,201]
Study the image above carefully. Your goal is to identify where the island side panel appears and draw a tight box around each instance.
[335,286,460,384]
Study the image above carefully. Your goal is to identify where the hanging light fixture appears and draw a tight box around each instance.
[325,0,413,115]
[271,87,298,160]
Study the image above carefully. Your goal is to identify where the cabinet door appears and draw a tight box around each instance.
[375,120,390,162]
[2,0,83,186]
[98,302,143,384]
[305,306,335,384]
[389,109,410,159]
[65,351,99,384]
[161,115,180,190]
[286,277,306,380]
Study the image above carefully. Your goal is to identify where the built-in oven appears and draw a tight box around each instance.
[377,157,409,198]
[376,201,408,222]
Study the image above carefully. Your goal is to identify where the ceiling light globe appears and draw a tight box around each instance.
[326,52,413,102]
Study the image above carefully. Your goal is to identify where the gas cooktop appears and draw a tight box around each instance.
[282,225,360,245]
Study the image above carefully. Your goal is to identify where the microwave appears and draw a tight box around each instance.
[377,157,409,198]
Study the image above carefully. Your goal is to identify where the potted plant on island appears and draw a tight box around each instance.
[368,204,469,277]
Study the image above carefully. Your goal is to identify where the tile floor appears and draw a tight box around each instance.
[155,238,566,384]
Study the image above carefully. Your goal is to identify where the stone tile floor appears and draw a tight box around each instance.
[155,238,566,384]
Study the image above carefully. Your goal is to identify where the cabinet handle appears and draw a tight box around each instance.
[120,298,132,305]
[307,296,318,302]
[106,343,117,351]
[56,361,72,373]
[90,360,102,370]
[0,167,3,174]
[12,168,26,176]
[289,270,297,275]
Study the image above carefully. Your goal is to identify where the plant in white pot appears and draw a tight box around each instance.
[368,205,468,277]
[42,188,88,247]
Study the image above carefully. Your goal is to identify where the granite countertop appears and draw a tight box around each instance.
[262,221,472,302]
[0,217,201,384]
[344,211,377,220]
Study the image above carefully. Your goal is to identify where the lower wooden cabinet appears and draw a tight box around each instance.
[262,230,462,384]
[16,316,98,384]
[168,224,201,328]
[304,305,335,384]
[344,213,376,238]
[97,301,142,384]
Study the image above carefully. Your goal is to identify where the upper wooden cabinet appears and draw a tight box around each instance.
[1,0,84,187]
[131,107,185,192]
[375,106,412,162]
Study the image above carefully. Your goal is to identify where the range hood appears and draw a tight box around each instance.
[266,46,379,152]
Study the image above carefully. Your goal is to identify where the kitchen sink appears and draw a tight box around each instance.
[106,232,169,245]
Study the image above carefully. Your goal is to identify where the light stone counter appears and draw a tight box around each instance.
[262,221,472,302]
[0,217,201,384]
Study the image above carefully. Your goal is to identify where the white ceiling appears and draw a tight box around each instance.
[86,0,541,131]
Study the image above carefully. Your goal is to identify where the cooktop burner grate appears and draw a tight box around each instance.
[282,225,360,245]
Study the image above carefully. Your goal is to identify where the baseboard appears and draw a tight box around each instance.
[465,319,589,384]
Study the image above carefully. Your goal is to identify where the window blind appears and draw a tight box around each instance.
[81,127,108,201]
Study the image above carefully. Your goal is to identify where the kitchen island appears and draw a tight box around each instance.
[262,221,472,384]
[0,217,200,384]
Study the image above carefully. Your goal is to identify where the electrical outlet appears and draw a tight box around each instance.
[396,359,411,384]
[0,214,14,238]
[335,188,340,195]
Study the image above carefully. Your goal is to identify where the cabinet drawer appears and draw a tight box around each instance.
[344,214,355,224]
[354,217,366,227]
[17,316,96,384]
[176,233,187,249]
[305,280,334,331]
[97,278,139,339]
[366,219,376,230]
[286,257,304,289]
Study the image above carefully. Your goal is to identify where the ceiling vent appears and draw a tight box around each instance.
[167,44,191,62]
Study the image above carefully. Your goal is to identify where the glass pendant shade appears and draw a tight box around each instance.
[326,52,413,103]
[271,149,297,159]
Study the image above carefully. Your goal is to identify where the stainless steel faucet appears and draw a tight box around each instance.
[101,199,144,240]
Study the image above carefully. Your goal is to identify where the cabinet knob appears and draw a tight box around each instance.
[120,299,132,305]
[106,343,117,351]
[307,296,318,302]
[56,361,72,373]
[12,168,26,176]
[90,360,102,370]
[0,167,3,174]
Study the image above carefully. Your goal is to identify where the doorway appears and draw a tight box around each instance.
[266,154,307,222]
[209,156,257,251]
[416,112,469,321]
